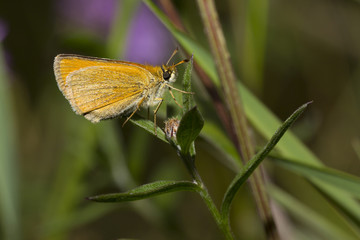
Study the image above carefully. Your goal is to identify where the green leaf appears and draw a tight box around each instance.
[129,115,166,143]
[182,55,194,113]
[221,102,311,220]
[238,82,318,165]
[272,157,360,199]
[88,181,199,203]
[176,107,204,154]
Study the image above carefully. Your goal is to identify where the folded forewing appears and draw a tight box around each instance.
[64,65,150,114]
[54,54,150,91]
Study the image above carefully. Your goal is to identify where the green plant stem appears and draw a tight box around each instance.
[167,133,233,239]
[195,0,252,161]
[181,152,234,240]
[196,0,278,239]
[198,186,234,240]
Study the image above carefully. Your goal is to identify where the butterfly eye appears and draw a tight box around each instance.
[163,71,171,80]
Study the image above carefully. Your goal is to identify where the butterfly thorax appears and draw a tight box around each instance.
[141,65,178,107]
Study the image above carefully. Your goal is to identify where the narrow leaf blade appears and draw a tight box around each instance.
[221,102,311,219]
[272,157,360,199]
[182,55,194,113]
[129,115,166,143]
[88,181,199,203]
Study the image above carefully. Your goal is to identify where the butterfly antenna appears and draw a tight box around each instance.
[173,59,189,67]
[166,47,179,65]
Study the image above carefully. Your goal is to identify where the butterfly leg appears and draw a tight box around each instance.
[168,88,182,108]
[165,83,194,94]
[153,98,164,135]
[122,97,146,127]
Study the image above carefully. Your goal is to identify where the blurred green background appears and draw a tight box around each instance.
[0,0,359,239]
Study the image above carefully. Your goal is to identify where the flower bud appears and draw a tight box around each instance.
[164,118,180,140]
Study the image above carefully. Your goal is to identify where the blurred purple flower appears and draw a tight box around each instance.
[56,0,116,36]
[124,3,173,65]
[56,0,173,64]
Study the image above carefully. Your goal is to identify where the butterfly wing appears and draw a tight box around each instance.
[54,55,153,122]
